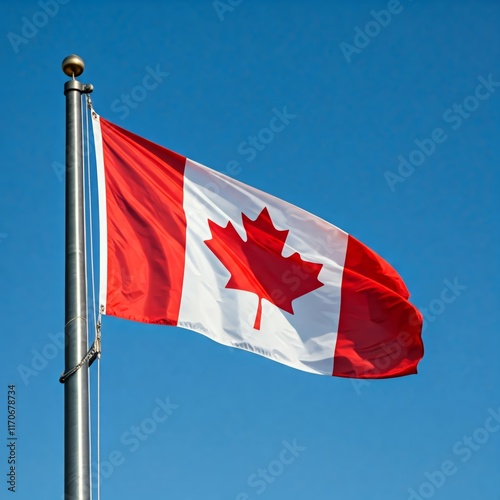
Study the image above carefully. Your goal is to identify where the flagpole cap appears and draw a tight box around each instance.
[62,54,85,78]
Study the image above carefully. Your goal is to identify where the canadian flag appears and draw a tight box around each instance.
[92,112,423,379]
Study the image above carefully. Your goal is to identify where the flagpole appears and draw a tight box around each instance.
[62,54,93,500]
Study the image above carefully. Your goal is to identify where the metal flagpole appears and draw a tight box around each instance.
[62,54,93,500]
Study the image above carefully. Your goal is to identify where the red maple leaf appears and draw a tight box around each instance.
[204,207,324,330]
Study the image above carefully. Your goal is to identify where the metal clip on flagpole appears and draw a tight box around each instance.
[61,54,94,500]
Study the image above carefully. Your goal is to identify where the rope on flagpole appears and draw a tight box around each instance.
[83,94,93,500]
[85,93,101,500]
[95,317,101,500]
[58,334,100,383]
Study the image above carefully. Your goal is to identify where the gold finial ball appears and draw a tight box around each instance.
[62,54,85,77]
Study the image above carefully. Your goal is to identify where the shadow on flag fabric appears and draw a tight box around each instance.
[92,111,423,379]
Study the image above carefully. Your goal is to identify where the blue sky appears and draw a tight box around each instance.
[1,1,499,499]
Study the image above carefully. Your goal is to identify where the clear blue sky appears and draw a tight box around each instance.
[1,1,499,499]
